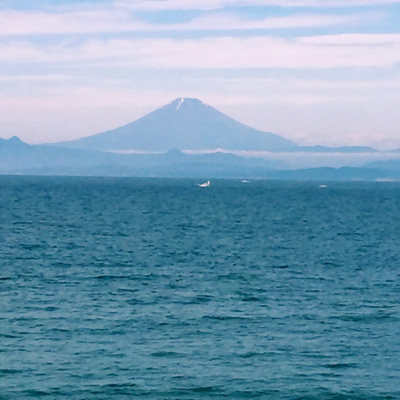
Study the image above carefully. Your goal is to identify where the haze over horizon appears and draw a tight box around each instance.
[1,0,400,149]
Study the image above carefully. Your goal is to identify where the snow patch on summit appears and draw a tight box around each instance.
[176,98,184,110]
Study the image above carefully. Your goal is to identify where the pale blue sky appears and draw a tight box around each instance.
[1,0,400,148]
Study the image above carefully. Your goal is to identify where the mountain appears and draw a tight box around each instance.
[0,136,284,177]
[0,136,30,150]
[0,136,114,173]
[3,136,400,181]
[365,158,400,170]
[57,98,297,152]
[292,145,377,153]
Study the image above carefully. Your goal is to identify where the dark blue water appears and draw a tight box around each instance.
[1,176,399,399]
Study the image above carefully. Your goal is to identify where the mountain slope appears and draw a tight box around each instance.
[292,145,377,153]
[57,98,297,152]
[0,136,118,173]
[365,158,400,170]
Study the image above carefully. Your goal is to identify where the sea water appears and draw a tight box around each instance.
[1,176,399,399]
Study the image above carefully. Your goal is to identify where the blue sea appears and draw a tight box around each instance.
[1,176,399,399]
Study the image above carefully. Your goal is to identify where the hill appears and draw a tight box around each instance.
[0,136,284,177]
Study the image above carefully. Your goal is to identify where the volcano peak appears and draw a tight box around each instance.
[170,97,209,111]
[58,98,296,152]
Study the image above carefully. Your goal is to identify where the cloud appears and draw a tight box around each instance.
[117,0,400,11]
[0,74,71,82]
[300,33,400,45]
[0,9,148,35]
[2,34,400,69]
[178,13,367,31]
[0,9,367,35]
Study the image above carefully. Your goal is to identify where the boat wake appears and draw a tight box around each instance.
[197,180,210,187]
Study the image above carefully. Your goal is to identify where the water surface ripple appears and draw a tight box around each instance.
[1,177,399,399]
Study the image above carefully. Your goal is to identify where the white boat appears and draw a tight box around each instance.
[319,184,327,188]
[197,180,210,187]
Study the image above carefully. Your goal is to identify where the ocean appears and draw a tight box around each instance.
[1,176,399,399]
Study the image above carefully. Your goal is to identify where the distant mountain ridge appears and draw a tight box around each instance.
[292,145,377,153]
[0,136,29,150]
[2,136,400,180]
[0,136,284,177]
[57,98,297,152]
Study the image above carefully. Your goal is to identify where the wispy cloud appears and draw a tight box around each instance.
[0,9,368,35]
[117,0,400,11]
[2,35,400,69]
[178,13,367,31]
[300,33,400,44]
[0,9,146,35]
[0,74,71,82]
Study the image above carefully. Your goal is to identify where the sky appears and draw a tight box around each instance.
[1,0,400,149]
